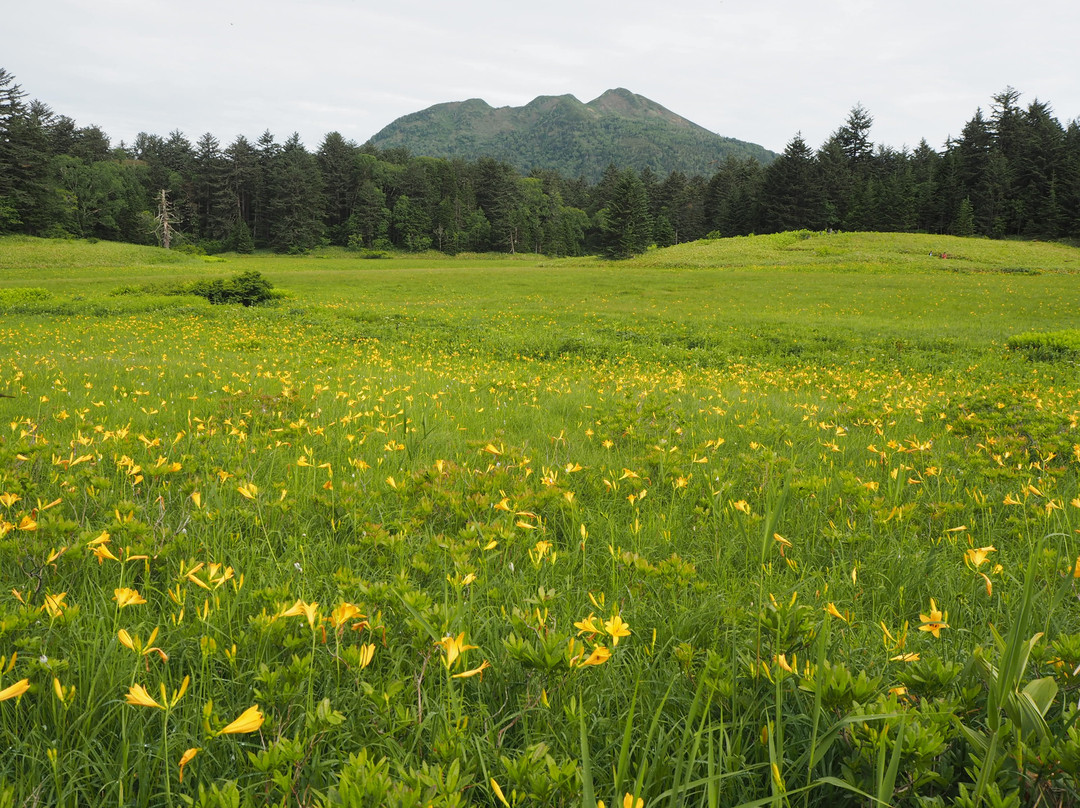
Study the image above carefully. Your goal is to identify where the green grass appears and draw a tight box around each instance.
[629,229,1080,273]
[1,233,1080,807]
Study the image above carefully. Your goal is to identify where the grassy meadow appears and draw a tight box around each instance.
[2,232,1080,807]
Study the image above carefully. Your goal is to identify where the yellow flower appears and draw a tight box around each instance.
[435,633,477,669]
[452,659,491,680]
[329,602,363,628]
[574,614,602,635]
[278,599,319,629]
[824,602,848,622]
[178,747,200,783]
[491,779,510,807]
[217,704,264,735]
[623,794,645,808]
[93,543,120,564]
[114,588,147,608]
[575,645,611,667]
[125,683,164,709]
[0,678,30,702]
[891,652,920,662]
[86,531,110,547]
[604,614,632,646]
[358,643,375,669]
[918,599,948,638]
[0,493,20,508]
[118,627,168,661]
[42,592,68,619]
[964,546,996,569]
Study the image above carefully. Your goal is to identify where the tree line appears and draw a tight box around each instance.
[2,69,1078,259]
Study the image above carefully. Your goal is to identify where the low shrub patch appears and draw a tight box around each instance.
[1007,329,1080,360]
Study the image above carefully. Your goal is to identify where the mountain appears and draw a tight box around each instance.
[368,88,776,181]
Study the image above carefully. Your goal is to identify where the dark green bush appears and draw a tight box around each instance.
[188,270,274,306]
[1007,329,1080,361]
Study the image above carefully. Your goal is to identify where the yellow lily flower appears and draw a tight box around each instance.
[178,747,200,783]
[330,602,363,628]
[0,678,30,702]
[491,779,510,807]
[278,599,319,629]
[604,614,632,646]
[125,683,164,709]
[114,588,147,608]
[118,627,168,661]
[452,659,491,680]
[435,633,477,669]
[217,704,264,735]
[358,643,375,668]
[918,599,948,638]
[575,645,612,667]
[574,614,602,635]
[825,602,848,622]
[964,546,996,569]
[93,544,120,563]
[42,592,68,619]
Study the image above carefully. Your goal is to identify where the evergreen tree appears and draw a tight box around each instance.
[816,136,853,229]
[391,194,431,251]
[265,134,324,253]
[953,196,975,236]
[193,132,232,244]
[317,132,359,245]
[954,110,995,234]
[599,169,651,258]
[0,68,27,230]
[224,135,259,239]
[704,156,762,237]
[910,140,942,232]
[836,104,875,169]
[760,134,824,232]
[347,180,390,249]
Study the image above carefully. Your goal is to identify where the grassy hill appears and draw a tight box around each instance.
[625,230,1080,272]
[369,88,776,180]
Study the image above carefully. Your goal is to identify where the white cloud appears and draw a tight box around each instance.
[6,0,1079,157]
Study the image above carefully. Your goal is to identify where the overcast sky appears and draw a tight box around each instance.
[7,0,1079,157]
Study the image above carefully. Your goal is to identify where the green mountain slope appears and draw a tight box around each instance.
[369,88,776,180]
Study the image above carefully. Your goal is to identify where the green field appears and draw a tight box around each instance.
[2,233,1080,807]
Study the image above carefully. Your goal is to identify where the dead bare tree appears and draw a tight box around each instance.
[155,189,177,249]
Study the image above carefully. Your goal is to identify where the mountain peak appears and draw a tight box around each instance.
[370,91,775,181]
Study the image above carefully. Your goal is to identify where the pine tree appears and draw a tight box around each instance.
[599,169,651,258]
[760,134,824,232]
[0,68,27,230]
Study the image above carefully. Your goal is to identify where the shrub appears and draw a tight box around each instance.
[188,270,274,306]
[109,270,275,307]
[1006,329,1080,361]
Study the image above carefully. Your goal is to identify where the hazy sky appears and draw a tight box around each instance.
[7,0,1079,156]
